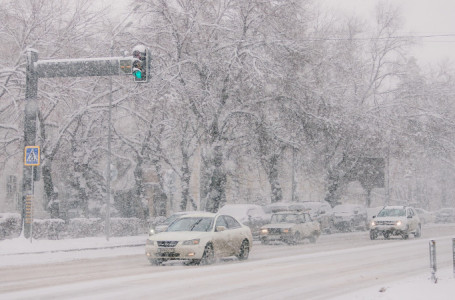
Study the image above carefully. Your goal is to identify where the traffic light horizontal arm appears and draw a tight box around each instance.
[35,56,133,78]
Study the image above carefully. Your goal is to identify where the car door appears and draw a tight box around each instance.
[317,203,331,230]
[224,215,243,255]
[297,213,311,238]
[213,215,230,257]
[407,208,418,231]
[305,213,319,236]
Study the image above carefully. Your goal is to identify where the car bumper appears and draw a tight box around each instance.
[332,220,353,228]
[260,233,293,242]
[370,225,407,235]
[145,245,205,261]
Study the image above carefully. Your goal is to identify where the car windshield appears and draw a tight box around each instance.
[333,205,357,213]
[163,214,181,225]
[377,208,406,217]
[166,217,213,232]
[271,214,298,224]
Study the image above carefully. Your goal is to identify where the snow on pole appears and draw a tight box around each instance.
[429,240,437,283]
[452,238,455,279]
[36,56,131,78]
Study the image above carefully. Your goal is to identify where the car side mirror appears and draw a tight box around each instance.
[216,225,226,232]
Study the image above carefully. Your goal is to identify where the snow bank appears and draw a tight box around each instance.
[334,267,455,300]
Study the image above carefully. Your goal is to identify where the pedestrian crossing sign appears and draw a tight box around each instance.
[24,146,40,166]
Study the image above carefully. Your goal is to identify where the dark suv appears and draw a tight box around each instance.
[332,204,368,232]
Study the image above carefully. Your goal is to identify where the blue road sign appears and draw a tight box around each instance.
[24,146,40,166]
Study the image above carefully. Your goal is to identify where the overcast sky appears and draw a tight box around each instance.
[101,0,455,66]
[322,0,455,65]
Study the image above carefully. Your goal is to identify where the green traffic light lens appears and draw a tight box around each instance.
[134,70,142,79]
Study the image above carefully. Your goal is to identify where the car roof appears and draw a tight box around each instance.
[273,210,306,215]
[219,204,263,208]
[176,212,216,218]
[218,204,266,214]
[172,210,205,215]
[382,206,406,209]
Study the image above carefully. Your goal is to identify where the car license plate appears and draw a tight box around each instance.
[157,248,175,253]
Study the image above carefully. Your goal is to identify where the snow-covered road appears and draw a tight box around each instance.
[0,225,454,299]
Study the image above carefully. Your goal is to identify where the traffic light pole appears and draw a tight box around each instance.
[22,48,149,239]
[36,56,129,78]
[22,49,39,239]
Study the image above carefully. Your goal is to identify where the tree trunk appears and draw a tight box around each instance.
[42,164,59,218]
[200,145,226,213]
[268,154,283,203]
[180,153,197,211]
[38,111,59,218]
[133,159,146,220]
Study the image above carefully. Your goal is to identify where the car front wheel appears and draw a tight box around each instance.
[414,225,422,238]
[292,232,301,245]
[237,240,250,260]
[199,244,215,265]
[370,230,378,240]
[149,259,163,266]
[309,232,318,243]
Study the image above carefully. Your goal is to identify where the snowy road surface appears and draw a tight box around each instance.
[0,225,454,299]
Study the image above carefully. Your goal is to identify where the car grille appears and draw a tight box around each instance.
[268,228,283,234]
[157,252,180,258]
[376,221,395,225]
[157,241,179,247]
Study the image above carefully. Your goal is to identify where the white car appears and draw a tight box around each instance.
[414,208,435,224]
[289,201,333,234]
[145,212,253,265]
[435,208,455,223]
[259,211,321,244]
[369,206,421,240]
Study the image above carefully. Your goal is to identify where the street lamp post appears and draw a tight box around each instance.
[291,147,296,202]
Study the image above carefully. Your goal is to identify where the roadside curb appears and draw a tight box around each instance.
[0,243,145,256]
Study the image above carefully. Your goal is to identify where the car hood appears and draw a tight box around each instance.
[154,224,168,233]
[333,211,354,216]
[149,231,206,241]
[262,223,295,229]
[374,216,406,222]
[438,212,453,216]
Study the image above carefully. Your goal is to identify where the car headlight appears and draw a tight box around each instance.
[146,239,154,246]
[260,228,268,234]
[281,228,291,233]
[371,221,376,227]
[182,239,200,245]
[149,229,155,236]
[396,220,402,226]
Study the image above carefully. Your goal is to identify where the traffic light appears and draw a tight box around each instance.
[132,45,150,83]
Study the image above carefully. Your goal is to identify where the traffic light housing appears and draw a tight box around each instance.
[132,45,150,83]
